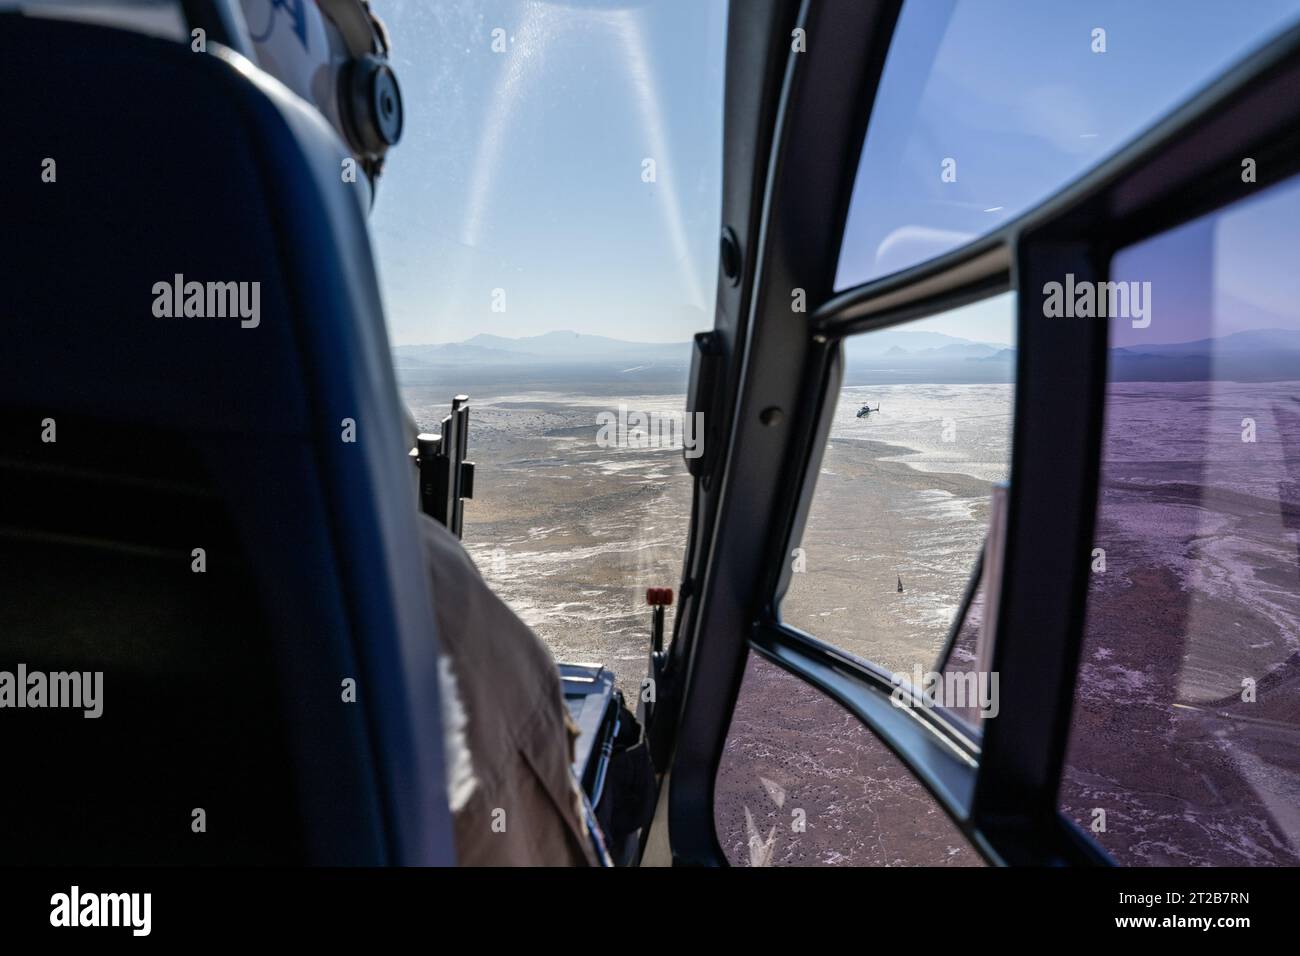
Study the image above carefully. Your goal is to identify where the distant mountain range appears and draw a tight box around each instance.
[1109,328,1300,382]
[392,327,1300,385]
[846,329,1008,356]
[393,331,689,369]
[840,330,1014,384]
[393,329,1012,368]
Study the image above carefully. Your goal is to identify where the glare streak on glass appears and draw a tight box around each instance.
[369,0,727,346]
[366,1,728,690]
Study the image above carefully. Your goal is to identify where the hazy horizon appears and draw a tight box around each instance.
[392,322,1300,355]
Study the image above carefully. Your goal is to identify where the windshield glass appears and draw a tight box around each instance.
[371,0,725,345]
[369,0,727,686]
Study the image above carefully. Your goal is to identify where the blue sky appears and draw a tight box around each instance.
[367,0,1299,348]
[369,0,727,345]
[837,0,1300,293]
[1110,176,1300,348]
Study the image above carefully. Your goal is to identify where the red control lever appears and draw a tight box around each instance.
[646,587,674,607]
[647,587,673,653]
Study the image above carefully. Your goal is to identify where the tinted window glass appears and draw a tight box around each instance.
[715,653,982,866]
[1060,177,1300,865]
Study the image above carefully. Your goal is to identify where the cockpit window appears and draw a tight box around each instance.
[370,0,726,346]
[368,0,727,690]
[835,0,1300,291]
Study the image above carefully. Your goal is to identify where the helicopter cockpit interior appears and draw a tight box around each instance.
[3,0,1300,895]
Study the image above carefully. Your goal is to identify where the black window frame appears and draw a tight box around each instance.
[656,0,1300,867]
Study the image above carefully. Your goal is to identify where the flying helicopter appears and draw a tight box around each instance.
[857,403,881,418]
